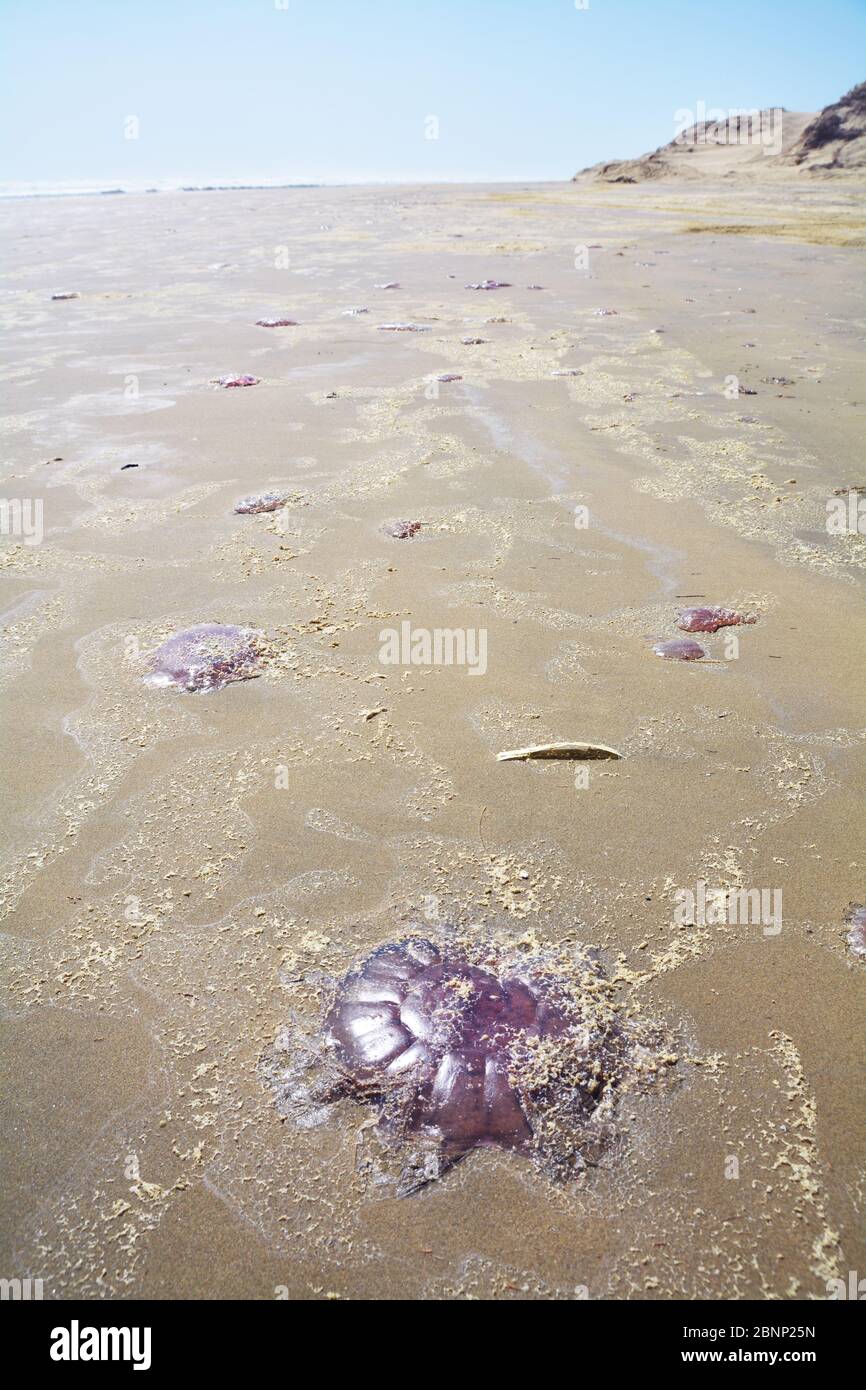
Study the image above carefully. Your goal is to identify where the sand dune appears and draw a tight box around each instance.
[574,80,866,184]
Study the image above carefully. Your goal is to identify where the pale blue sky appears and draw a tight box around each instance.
[2,0,864,189]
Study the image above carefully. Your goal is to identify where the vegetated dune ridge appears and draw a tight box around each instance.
[782,81,866,173]
[574,80,866,184]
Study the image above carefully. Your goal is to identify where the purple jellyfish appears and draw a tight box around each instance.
[677,606,757,633]
[264,934,673,1192]
[652,637,708,661]
[145,623,262,693]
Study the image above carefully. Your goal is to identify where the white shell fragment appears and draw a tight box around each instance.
[496,741,622,762]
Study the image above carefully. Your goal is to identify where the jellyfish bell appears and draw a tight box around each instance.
[144,623,262,693]
[265,931,673,1191]
[234,491,289,515]
[652,637,708,661]
[677,606,757,633]
[383,519,421,539]
[211,374,260,388]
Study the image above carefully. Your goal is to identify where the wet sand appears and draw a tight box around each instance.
[1,179,865,1300]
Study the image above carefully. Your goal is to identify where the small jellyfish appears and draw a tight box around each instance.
[653,638,707,661]
[234,492,289,515]
[255,318,298,327]
[145,623,262,693]
[383,519,422,539]
[465,279,511,290]
[212,375,260,388]
[377,323,432,333]
[845,905,866,960]
[592,308,618,317]
[677,607,757,633]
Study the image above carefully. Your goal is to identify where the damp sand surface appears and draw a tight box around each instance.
[1,180,865,1301]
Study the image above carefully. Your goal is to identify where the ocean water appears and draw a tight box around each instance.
[0,177,324,200]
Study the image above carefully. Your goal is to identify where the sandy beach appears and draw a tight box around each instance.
[1,176,865,1301]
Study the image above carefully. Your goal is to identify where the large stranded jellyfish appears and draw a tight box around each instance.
[652,638,708,661]
[234,492,289,515]
[211,374,260,388]
[264,933,673,1193]
[383,519,422,539]
[145,623,262,693]
[677,607,757,633]
[845,904,866,961]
